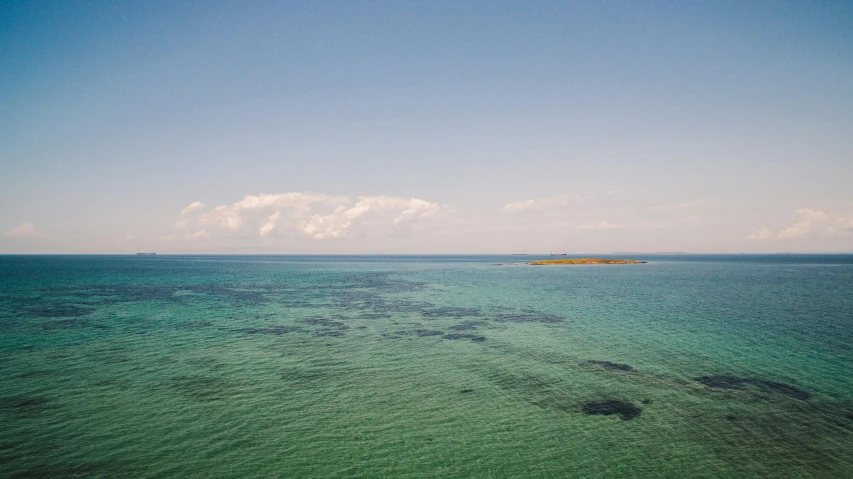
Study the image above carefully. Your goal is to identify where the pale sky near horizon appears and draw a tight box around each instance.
[2,1,852,254]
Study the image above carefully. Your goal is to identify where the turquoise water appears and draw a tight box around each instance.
[1,254,852,477]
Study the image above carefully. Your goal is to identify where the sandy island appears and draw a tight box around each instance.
[529,258,646,265]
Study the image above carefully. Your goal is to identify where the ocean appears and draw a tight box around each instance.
[1,254,852,477]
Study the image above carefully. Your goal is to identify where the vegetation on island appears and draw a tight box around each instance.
[528,258,646,265]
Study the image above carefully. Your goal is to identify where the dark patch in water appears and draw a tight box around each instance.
[583,400,642,420]
[493,308,564,324]
[469,368,589,415]
[0,441,20,452]
[300,317,349,337]
[0,396,55,417]
[641,399,652,405]
[367,299,433,314]
[10,272,432,325]
[397,329,445,337]
[300,318,348,328]
[759,380,812,399]
[315,330,346,337]
[36,283,279,310]
[461,389,474,393]
[18,370,55,378]
[326,275,431,314]
[581,360,634,371]
[421,306,484,319]
[448,321,485,331]
[242,326,300,335]
[442,333,486,342]
[694,376,811,400]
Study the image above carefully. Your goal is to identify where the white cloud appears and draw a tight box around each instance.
[175,201,207,229]
[302,196,441,239]
[501,194,585,213]
[778,208,828,238]
[825,216,853,236]
[753,208,853,241]
[746,227,774,240]
[181,201,206,216]
[259,211,281,237]
[2,223,38,238]
[172,192,441,240]
[393,198,441,225]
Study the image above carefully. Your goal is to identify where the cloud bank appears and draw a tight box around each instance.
[778,208,828,239]
[170,192,441,241]
[826,217,853,236]
[2,223,38,238]
[746,227,774,241]
[747,208,853,241]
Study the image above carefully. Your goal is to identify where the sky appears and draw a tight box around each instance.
[2,1,852,254]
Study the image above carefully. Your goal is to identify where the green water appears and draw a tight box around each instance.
[2,255,852,477]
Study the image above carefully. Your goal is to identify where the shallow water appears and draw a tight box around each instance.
[2,254,852,477]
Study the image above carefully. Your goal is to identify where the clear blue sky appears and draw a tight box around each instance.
[2,1,852,253]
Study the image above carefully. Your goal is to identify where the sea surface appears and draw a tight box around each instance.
[1,254,852,478]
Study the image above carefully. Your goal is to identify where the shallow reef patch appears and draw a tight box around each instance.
[694,376,811,400]
[396,329,445,337]
[421,306,484,319]
[442,333,486,342]
[241,326,301,335]
[299,317,349,337]
[493,308,564,324]
[580,360,634,372]
[448,321,486,331]
[582,400,642,420]
[357,313,392,320]
[0,396,56,417]
[315,329,347,337]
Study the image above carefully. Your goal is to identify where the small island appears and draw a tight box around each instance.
[529,258,646,265]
